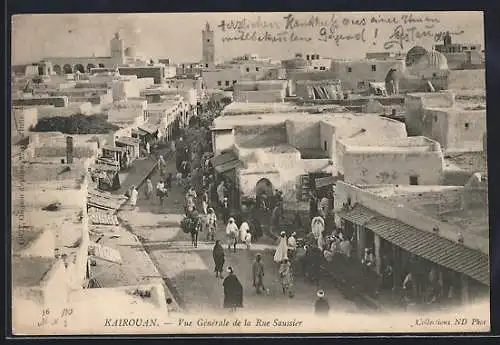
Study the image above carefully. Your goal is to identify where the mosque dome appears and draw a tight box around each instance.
[418,50,449,70]
[405,46,428,67]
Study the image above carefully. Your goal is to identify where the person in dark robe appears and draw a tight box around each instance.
[111,172,121,190]
[165,173,173,190]
[309,194,319,221]
[212,240,225,278]
[314,290,330,316]
[252,254,265,294]
[307,244,324,287]
[223,267,244,311]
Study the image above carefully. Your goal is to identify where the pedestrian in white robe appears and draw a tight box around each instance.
[226,217,239,252]
[146,142,151,155]
[274,231,288,263]
[311,217,325,240]
[129,186,138,207]
[239,221,251,249]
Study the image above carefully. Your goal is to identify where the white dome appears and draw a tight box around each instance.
[418,50,449,70]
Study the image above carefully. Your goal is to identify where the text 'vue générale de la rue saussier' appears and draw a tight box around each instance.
[218,13,466,50]
[102,317,304,328]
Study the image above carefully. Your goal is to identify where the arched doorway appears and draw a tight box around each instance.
[63,64,73,74]
[98,63,105,68]
[74,64,85,73]
[87,63,96,73]
[255,178,273,197]
[52,65,62,75]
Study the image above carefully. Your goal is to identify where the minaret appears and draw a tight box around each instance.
[202,22,215,67]
[110,32,126,66]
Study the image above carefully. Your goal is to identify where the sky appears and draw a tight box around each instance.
[11,12,485,65]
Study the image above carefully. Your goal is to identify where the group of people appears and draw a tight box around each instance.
[212,239,330,316]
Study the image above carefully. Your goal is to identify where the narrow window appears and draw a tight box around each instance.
[371,65,377,72]
[324,141,328,151]
[217,81,222,86]
[256,67,260,72]
[347,67,352,73]
[465,123,470,129]
[246,67,250,72]
[225,80,230,86]
[409,175,419,185]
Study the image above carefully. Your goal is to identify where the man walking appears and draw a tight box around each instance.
[252,254,265,295]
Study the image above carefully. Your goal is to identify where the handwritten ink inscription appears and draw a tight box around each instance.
[217,13,468,50]
[37,308,74,328]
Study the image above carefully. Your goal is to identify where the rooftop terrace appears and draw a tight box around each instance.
[357,184,489,239]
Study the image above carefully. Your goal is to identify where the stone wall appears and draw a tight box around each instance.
[404,91,455,136]
[343,150,444,185]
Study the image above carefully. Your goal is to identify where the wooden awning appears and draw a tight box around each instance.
[365,216,489,286]
[88,243,122,264]
[97,157,120,166]
[88,211,119,226]
[138,123,159,135]
[211,151,238,167]
[315,175,336,189]
[215,159,243,174]
[92,164,120,172]
[102,145,127,153]
[115,136,140,147]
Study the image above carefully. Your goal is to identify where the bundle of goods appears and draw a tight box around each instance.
[180,216,200,234]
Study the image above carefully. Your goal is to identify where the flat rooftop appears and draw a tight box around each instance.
[444,152,487,173]
[12,256,57,287]
[357,184,489,239]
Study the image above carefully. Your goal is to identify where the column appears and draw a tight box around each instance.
[461,274,470,305]
[357,225,365,261]
[392,245,400,289]
[374,233,382,275]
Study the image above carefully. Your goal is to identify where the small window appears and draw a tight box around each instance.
[256,67,260,72]
[324,141,327,151]
[205,64,208,68]
[320,66,326,71]
[316,54,320,59]
[207,39,211,43]
[306,54,310,60]
[371,65,377,71]
[432,73,437,78]
[233,80,237,84]
[471,46,476,50]
[217,81,222,86]
[434,115,438,122]
[465,123,470,129]
[246,67,250,72]
[225,80,230,86]
[347,67,352,73]
[314,66,318,70]
[409,175,419,185]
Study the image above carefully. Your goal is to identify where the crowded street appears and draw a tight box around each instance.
[117,152,361,315]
